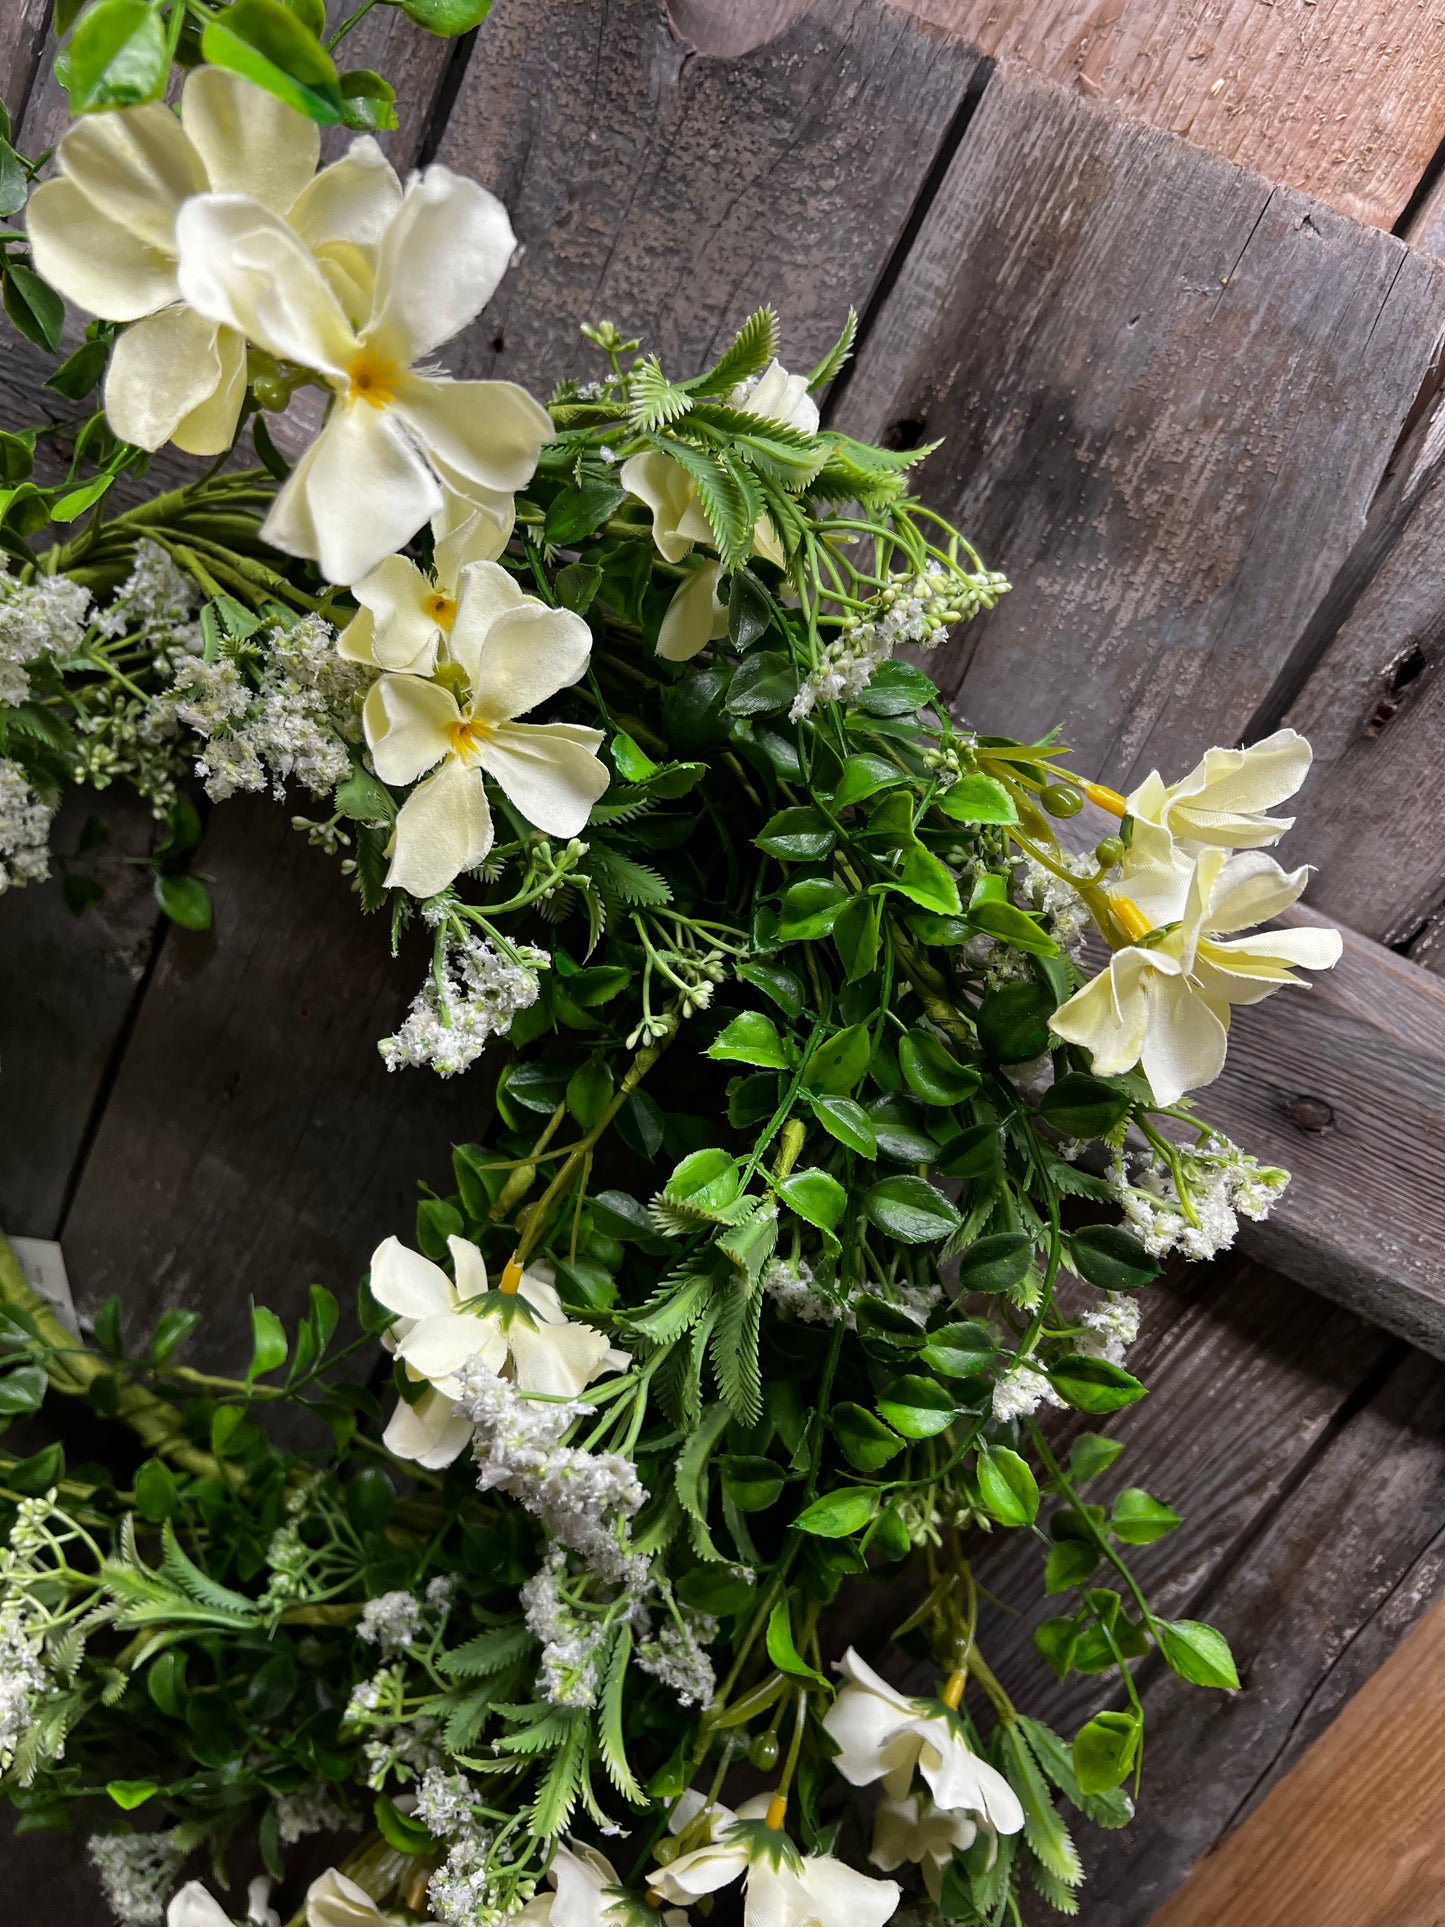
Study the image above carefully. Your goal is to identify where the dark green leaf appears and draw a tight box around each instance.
[737,960,804,1018]
[777,876,848,941]
[898,1029,979,1106]
[134,1458,178,1524]
[1072,1711,1140,1795]
[398,0,493,28]
[1110,1487,1182,1545]
[201,0,344,124]
[805,1021,872,1094]
[831,892,880,981]
[0,1366,45,1416]
[154,873,212,930]
[808,1092,875,1159]
[545,480,626,545]
[1037,1072,1132,1139]
[248,1304,288,1381]
[725,650,794,717]
[793,1487,879,1538]
[864,1094,938,1165]
[727,568,772,648]
[935,771,1018,824]
[877,1374,956,1439]
[831,1402,904,1472]
[977,981,1055,1063]
[720,1454,785,1512]
[855,660,937,716]
[150,1307,200,1364]
[339,68,398,131]
[1068,1433,1124,1485]
[1067,1224,1160,1293]
[766,1599,826,1682]
[708,1010,789,1069]
[775,1168,846,1234]
[833,752,907,810]
[956,1232,1033,1295]
[756,805,835,861]
[920,1318,995,1379]
[863,1174,960,1243]
[3,263,64,353]
[977,1444,1039,1525]
[1048,1353,1148,1414]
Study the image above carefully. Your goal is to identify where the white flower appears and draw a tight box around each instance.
[166,1884,232,1927]
[90,1832,187,1926]
[1050,848,1343,1106]
[0,758,55,892]
[339,506,513,676]
[870,1793,977,1901]
[357,1589,423,1651]
[732,358,821,435]
[370,1234,624,1467]
[362,561,607,897]
[822,1649,1024,1835]
[656,558,729,663]
[305,1868,392,1926]
[652,1793,901,1927]
[28,69,400,455]
[990,1363,1063,1424]
[379,931,547,1076]
[520,1839,684,1927]
[175,165,553,582]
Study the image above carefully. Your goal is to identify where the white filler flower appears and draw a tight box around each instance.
[822,1648,1024,1835]
[370,1234,624,1466]
[175,165,553,582]
[28,69,400,455]
[1050,848,1343,1106]
[362,561,607,898]
[652,1792,901,1927]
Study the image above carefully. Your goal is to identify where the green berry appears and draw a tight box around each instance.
[252,376,290,412]
[1040,783,1084,818]
[1094,835,1126,868]
[748,1730,780,1771]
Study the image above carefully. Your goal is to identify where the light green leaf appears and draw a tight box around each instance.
[708,1011,790,1070]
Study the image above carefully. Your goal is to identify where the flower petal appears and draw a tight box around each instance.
[176,192,356,375]
[1204,852,1309,935]
[381,1388,473,1471]
[620,449,706,563]
[262,404,442,586]
[743,359,821,436]
[467,600,594,723]
[103,306,235,454]
[447,1234,489,1303]
[434,492,515,585]
[1140,971,1229,1106]
[650,1841,748,1904]
[444,560,534,688]
[304,1865,393,1926]
[507,1317,617,1397]
[353,554,443,672]
[548,1843,619,1927]
[398,1310,494,1380]
[166,1881,233,1927]
[180,65,319,212]
[475,720,609,838]
[26,176,178,320]
[288,135,402,246]
[516,1268,565,1324]
[788,1855,901,1927]
[391,374,553,495]
[56,100,205,252]
[1202,924,1343,979]
[658,561,728,662]
[1049,952,1152,1075]
[368,1234,456,1320]
[387,760,495,897]
[363,672,457,786]
[365,164,516,364]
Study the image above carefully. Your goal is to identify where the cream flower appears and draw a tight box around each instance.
[652,1793,900,1927]
[1050,848,1343,1106]
[822,1650,1024,1835]
[339,508,513,675]
[870,1794,977,1901]
[305,1868,392,1926]
[735,357,821,435]
[658,559,729,663]
[371,1233,625,1466]
[175,166,554,583]
[523,1841,686,1927]
[619,450,717,565]
[168,1880,279,1927]
[362,560,607,898]
[27,68,400,455]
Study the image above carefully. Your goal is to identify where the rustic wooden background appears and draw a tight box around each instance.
[4,3,1445,1922]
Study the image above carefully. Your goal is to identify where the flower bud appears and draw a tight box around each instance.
[748,1729,780,1771]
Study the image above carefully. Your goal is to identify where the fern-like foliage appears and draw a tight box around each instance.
[691,307,779,398]
[628,355,694,432]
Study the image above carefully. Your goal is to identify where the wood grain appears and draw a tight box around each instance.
[830,63,1445,791]
[1128,1348,1445,1927]
[435,0,982,391]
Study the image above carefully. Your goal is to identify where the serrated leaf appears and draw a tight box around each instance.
[692,307,779,398]
[710,1276,763,1427]
[629,355,694,430]
[598,1624,645,1801]
[806,309,857,392]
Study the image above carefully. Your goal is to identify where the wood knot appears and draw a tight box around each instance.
[1286,1095,1334,1134]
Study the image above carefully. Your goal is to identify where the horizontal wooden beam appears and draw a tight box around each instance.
[1194,907,1445,1356]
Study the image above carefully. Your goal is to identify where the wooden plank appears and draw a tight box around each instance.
[52,795,489,1365]
[1197,909,1445,1357]
[668,0,1445,233]
[830,63,1445,790]
[435,0,984,391]
[0,0,50,130]
[1101,1344,1445,1927]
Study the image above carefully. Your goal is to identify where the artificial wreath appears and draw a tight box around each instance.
[0,7,1342,1926]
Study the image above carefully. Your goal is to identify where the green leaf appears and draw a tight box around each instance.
[154,873,212,931]
[695,307,780,397]
[202,0,344,124]
[956,1232,1033,1295]
[1018,1714,1135,1830]
[1045,1539,1100,1594]
[877,1374,956,1440]
[831,892,880,982]
[775,1167,846,1234]
[43,339,109,405]
[804,1021,872,1094]
[793,1486,879,1538]
[920,1319,995,1379]
[708,1011,789,1070]
[106,1779,158,1811]
[726,649,795,717]
[756,805,835,861]
[339,68,398,131]
[149,1307,200,1365]
[808,1092,875,1158]
[720,1454,785,1512]
[66,0,168,110]
[566,1057,614,1129]
[375,1794,434,1855]
[865,1094,939,1165]
[248,1304,288,1382]
[1157,1619,1239,1689]
[1072,1711,1141,1794]
[777,876,849,941]
[7,1441,64,1495]
[399,0,493,30]
[737,960,804,1018]
[3,263,64,353]
[335,762,396,823]
[1048,1353,1148,1414]
[898,1029,979,1106]
[862,1175,961,1244]
[856,660,937,716]
[935,771,1019,825]
[832,1402,904,1472]
[1068,1433,1125,1485]
[50,473,113,523]
[766,1599,826,1685]
[134,1458,178,1524]
[1037,1072,1132,1139]
[440,1624,535,1678]
[977,981,1056,1063]
[977,1444,1039,1526]
[727,567,773,649]
[893,840,961,915]
[545,479,626,545]
[0,1366,46,1416]
[1109,1487,1181,1545]
[834,753,907,810]
[1067,1224,1160,1293]
[805,307,857,391]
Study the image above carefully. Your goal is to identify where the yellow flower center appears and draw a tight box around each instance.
[446,715,491,761]
[499,1256,525,1296]
[426,590,457,632]
[1112,895,1155,944]
[344,347,402,409]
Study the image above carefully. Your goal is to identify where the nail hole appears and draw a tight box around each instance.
[1365,642,1427,735]
[1286,1095,1334,1133]
[884,417,927,451]
[492,333,505,354]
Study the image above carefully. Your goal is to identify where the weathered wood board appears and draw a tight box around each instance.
[831,61,1445,791]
